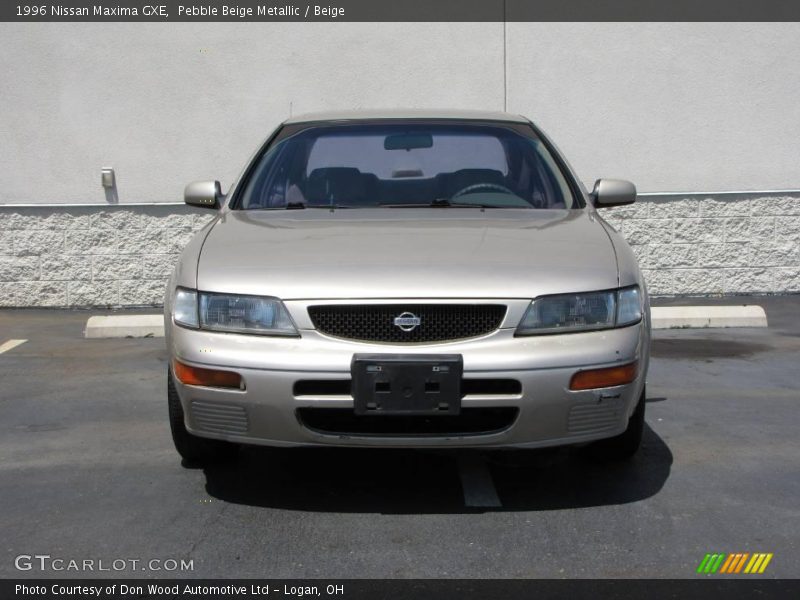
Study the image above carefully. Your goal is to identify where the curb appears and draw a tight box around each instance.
[83,306,768,338]
[650,305,767,329]
[84,315,164,339]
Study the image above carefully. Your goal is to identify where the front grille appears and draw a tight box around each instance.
[308,304,507,343]
[190,400,249,435]
[297,407,519,436]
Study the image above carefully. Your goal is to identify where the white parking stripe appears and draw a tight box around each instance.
[0,339,27,354]
[457,452,502,508]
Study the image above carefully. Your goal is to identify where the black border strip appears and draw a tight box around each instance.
[3,579,799,600]
[3,0,800,22]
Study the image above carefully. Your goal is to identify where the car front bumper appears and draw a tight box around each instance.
[167,318,649,449]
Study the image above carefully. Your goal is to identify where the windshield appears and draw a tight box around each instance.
[235,123,579,210]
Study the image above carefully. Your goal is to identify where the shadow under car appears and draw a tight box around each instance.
[200,422,672,514]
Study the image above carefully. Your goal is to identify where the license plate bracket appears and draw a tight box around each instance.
[351,354,463,416]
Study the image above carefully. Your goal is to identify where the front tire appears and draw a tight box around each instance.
[588,386,646,460]
[167,368,238,465]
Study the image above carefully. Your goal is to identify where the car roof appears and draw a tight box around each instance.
[283,109,530,125]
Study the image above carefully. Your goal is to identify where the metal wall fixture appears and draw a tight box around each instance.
[101,167,118,203]
[101,167,115,188]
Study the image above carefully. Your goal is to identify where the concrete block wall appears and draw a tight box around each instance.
[601,193,800,296]
[0,193,798,307]
[0,205,215,307]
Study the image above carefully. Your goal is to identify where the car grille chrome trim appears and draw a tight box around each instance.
[307,304,507,343]
[190,400,249,435]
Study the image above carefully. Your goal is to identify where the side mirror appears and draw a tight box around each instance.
[591,179,636,207]
[184,180,223,209]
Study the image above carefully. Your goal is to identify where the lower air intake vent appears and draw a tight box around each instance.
[567,399,624,434]
[297,407,518,437]
[190,400,248,435]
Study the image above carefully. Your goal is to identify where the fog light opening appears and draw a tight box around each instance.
[569,361,638,391]
[173,360,244,390]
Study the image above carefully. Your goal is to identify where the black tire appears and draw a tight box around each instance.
[588,386,646,461]
[167,368,239,465]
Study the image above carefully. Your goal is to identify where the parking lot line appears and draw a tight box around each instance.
[457,452,502,508]
[0,339,27,354]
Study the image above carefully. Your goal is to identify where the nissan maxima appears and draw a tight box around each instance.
[164,110,650,465]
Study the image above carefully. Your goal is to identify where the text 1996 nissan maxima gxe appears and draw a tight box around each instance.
[164,110,650,464]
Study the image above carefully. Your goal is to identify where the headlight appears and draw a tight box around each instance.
[616,286,642,326]
[173,288,199,328]
[516,285,642,335]
[173,288,298,336]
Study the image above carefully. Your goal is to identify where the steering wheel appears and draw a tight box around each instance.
[452,182,516,198]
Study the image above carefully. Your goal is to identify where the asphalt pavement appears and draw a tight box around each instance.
[0,297,798,578]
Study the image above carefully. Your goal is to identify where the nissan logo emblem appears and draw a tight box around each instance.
[393,312,421,332]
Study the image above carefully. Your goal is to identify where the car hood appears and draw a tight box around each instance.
[197,208,618,299]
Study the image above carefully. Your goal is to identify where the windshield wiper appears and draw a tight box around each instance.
[430,198,489,208]
[283,202,353,210]
[378,199,517,209]
[377,199,482,208]
[248,202,352,211]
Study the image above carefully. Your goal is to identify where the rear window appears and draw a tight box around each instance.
[236,123,578,210]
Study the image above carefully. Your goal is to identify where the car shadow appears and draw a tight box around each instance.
[202,422,671,514]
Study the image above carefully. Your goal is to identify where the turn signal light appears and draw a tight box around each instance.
[173,360,243,389]
[569,362,638,391]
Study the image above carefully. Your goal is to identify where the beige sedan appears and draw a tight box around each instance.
[164,110,649,465]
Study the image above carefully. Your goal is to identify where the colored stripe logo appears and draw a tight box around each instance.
[697,553,773,574]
